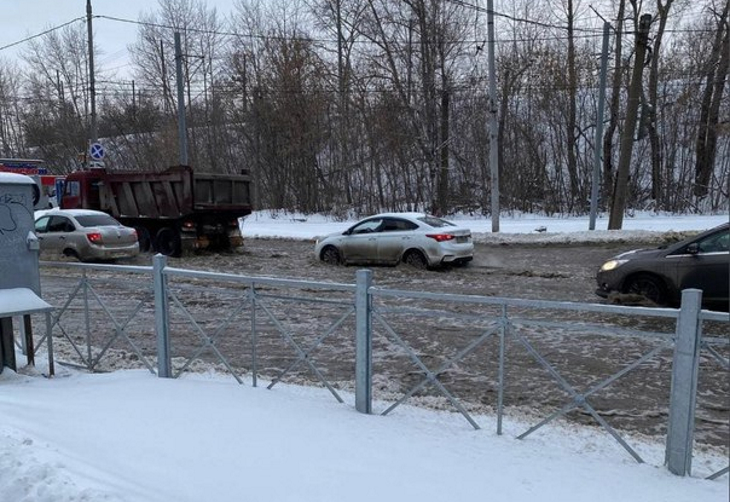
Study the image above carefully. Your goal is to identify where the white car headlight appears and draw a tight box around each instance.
[600,259,628,272]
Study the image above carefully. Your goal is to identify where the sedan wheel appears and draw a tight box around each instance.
[624,274,667,305]
[321,246,342,265]
[63,248,81,262]
[403,250,428,270]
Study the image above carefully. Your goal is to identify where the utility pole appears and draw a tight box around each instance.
[161,40,170,113]
[86,0,97,146]
[589,22,611,230]
[487,0,500,232]
[609,14,652,230]
[174,32,189,166]
[131,80,136,118]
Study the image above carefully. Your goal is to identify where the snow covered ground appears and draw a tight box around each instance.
[1,211,728,502]
[240,210,729,246]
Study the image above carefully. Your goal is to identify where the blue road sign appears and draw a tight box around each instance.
[89,143,105,161]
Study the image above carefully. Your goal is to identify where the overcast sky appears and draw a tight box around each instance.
[0,0,237,76]
[0,0,708,79]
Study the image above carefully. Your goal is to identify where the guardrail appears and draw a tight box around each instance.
[36,257,728,480]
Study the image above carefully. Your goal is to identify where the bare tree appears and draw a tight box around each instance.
[602,0,626,209]
[694,0,729,200]
[21,22,97,171]
[609,10,652,229]
[0,60,25,157]
[128,0,225,171]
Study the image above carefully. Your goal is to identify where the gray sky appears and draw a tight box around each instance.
[0,0,710,77]
[0,0,236,76]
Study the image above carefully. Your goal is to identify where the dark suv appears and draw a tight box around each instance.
[596,223,729,308]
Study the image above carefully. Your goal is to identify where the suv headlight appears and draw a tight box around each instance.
[600,259,628,272]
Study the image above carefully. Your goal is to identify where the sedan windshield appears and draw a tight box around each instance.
[75,214,122,227]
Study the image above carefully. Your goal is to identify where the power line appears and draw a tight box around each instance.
[0,8,718,60]
[96,14,306,43]
[445,0,605,33]
[97,12,607,50]
[0,17,86,53]
[449,0,720,36]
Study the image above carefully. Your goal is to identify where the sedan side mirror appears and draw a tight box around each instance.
[686,243,700,255]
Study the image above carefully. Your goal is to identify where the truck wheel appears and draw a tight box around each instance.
[156,228,181,257]
[135,227,151,253]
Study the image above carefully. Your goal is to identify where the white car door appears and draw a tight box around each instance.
[341,218,383,262]
[377,218,419,264]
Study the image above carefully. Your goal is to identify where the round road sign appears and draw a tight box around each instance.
[89,142,105,161]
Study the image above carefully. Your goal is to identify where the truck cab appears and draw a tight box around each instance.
[60,170,102,210]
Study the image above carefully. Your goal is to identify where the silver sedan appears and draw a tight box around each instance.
[34,209,139,262]
[315,213,474,269]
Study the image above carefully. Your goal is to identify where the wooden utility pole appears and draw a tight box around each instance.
[609,14,652,230]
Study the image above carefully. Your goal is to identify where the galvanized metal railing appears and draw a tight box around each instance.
[155,255,357,401]
[353,272,728,478]
[39,261,157,373]
[37,257,728,480]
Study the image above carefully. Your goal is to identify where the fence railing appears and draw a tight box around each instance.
[36,256,728,480]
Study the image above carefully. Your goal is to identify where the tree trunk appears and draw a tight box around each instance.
[602,0,625,208]
[695,1,730,199]
[648,0,674,208]
[437,88,450,215]
[609,14,652,230]
[566,0,579,208]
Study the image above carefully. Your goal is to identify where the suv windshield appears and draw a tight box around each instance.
[75,214,121,227]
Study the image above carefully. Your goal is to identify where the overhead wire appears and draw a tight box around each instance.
[0,16,86,53]
[0,6,719,58]
[0,5,720,103]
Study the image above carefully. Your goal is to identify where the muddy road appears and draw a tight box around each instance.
[171,239,619,301]
[39,240,729,449]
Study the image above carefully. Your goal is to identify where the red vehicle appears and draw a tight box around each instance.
[61,166,252,256]
[0,158,61,208]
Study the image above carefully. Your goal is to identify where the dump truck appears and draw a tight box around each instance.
[60,166,252,256]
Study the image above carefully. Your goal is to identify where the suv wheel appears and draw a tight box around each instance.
[624,274,667,305]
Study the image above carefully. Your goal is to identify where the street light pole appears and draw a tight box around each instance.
[589,22,611,230]
[487,0,500,232]
[86,0,97,147]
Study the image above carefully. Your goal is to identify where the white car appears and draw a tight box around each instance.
[315,213,474,269]
[34,209,139,262]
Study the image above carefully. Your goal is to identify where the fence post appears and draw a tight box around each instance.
[355,269,373,414]
[153,254,171,378]
[666,288,703,476]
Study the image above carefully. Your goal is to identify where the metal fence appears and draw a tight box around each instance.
[34,256,729,480]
